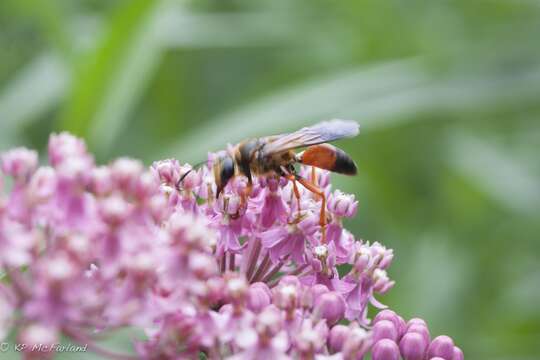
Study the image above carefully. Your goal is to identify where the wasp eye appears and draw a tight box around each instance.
[221,157,234,181]
[216,156,235,197]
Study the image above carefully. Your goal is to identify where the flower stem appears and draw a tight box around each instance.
[290,264,308,276]
[220,253,226,273]
[228,253,236,271]
[245,238,261,280]
[261,255,289,283]
[250,253,270,283]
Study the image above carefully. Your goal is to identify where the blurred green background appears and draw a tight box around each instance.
[1,0,539,359]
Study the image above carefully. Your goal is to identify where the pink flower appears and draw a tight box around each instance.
[328,189,358,218]
[261,212,318,264]
[0,132,462,359]
[1,147,38,181]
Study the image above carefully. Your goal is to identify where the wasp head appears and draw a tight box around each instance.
[213,155,235,198]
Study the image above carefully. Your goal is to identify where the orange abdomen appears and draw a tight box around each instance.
[299,144,357,175]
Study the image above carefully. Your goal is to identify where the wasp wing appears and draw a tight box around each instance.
[261,119,359,155]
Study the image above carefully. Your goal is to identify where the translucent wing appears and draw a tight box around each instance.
[261,119,359,155]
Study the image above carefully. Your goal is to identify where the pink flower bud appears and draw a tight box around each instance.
[189,253,218,279]
[373,269,393,293]
[452,346,464,360]
[342,326,370,358]
[27,167,56,203]
[205,277,225,304]
[225,276,248,301]
[90,166,113,195]
[374,310,399,327]
[372,319,399,343]
[152,159,181,185]
[328,190,358,217]
[278,275,302,288]
[1,147,38,181]
[148,194,167,221]
[372,242,393,269]
[55,155,93,182]
[48,132,87,166]
[19,323,58,360]
[314,292,345,326]
[397,315,407,337]
[273,284,299,310]
[372,339,400,360]
[428,335,455,360]
[354,253,370,273]
[42,253,77,282]
[111,157,144,192]
[256,305,282,335]
[399,331,428,360]
[247,282,272,313]
[379,251,394,270]
[179,165,202,189]
[407,317,427,327]
[99,195,130,224]
[328,324,349,353]
[407,323,431,345]
[134,171,159,200]
[304,284,329,308]
[295,319,328,354]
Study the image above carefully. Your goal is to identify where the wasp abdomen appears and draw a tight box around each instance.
[299,144,357,175]
[333,147,357,175]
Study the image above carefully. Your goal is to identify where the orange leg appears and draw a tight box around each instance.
[240,181,253,207]
[311,166,317,185]
[233,180,253,219]
[287,175,302,221]
[296,177,327,244]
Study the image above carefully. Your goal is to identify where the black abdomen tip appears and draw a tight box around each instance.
[333,149,357,175]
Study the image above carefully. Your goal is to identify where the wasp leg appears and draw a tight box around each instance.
[245,179,253,201]
[296,176,327,244]
[311,166,317,185]
[233,178,253,219]
[287,174,302,222]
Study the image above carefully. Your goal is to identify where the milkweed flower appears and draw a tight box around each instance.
[0,133,462,359]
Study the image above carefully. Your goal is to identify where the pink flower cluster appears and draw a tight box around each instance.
[0,133,463,360]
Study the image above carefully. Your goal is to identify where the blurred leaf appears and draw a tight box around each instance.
[160,59,430,161]
[59,1,290,157]
[155,9,292,48]
[0,53,68,149]
[86,1,170,157]
[59,0,160,151]
[8,0,72,56]
[161,59,540,162]
[448,132,540,213]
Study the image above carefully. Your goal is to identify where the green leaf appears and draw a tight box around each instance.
[159,59,429,161]
[160,59,540,162]
[448,132,540,213]
[58,0,160,154]
[0,53,68,148]
[8,0,72,57]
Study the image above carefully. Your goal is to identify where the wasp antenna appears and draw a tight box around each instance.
[176,169,193,190]
[175,160,208,190]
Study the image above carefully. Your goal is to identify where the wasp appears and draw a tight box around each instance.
[181,119,359,242]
